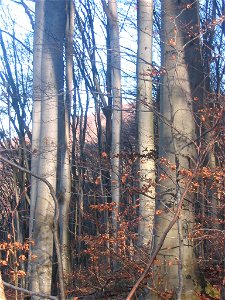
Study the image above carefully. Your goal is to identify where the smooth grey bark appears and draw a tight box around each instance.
[152,1,204,298]
[104,0,122,231]
[30,0,44,245]
[30,0,66,298]
[58,0,74,277]
[28,0,44,291]
[137,0,155,248]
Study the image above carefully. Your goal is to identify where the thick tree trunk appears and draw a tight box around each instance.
[30,1,66,297]
[137,0,155,248]
[152,1,204,298]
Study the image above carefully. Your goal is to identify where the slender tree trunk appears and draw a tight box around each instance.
[58,0,74,277]
[137,0,155,248]
[107,0,122,232]
[105,20,113,157]
[153,1,204,298]
[30,1,66,297]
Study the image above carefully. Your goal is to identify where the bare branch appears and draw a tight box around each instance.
[2,281,58,300]
[11,0,35,30]
[0,29,33,53]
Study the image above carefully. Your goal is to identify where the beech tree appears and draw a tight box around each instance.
[29,0,66,297]
[137,0,155,247]
[153,1,204,298]
[102,0,122,231]
[58,0,74,277]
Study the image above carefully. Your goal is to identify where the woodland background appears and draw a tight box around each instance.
[0,0,224,299]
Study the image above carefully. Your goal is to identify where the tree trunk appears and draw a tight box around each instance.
[153,1,204,298]
[107,0,122,232]
[30,0,66,297]
[137,0,155,248]
[29,0,44,250]
[58,0,74,278]
[28,0,44,292]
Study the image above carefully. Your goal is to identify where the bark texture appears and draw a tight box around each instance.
[152,1,204,298]
[137,0,155,247]
[58,0,74,277]
[107,0,122,231]
[30,0,44,241]
[30,0,66,297]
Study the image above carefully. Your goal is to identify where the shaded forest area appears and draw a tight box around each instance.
[0,0,224,299]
